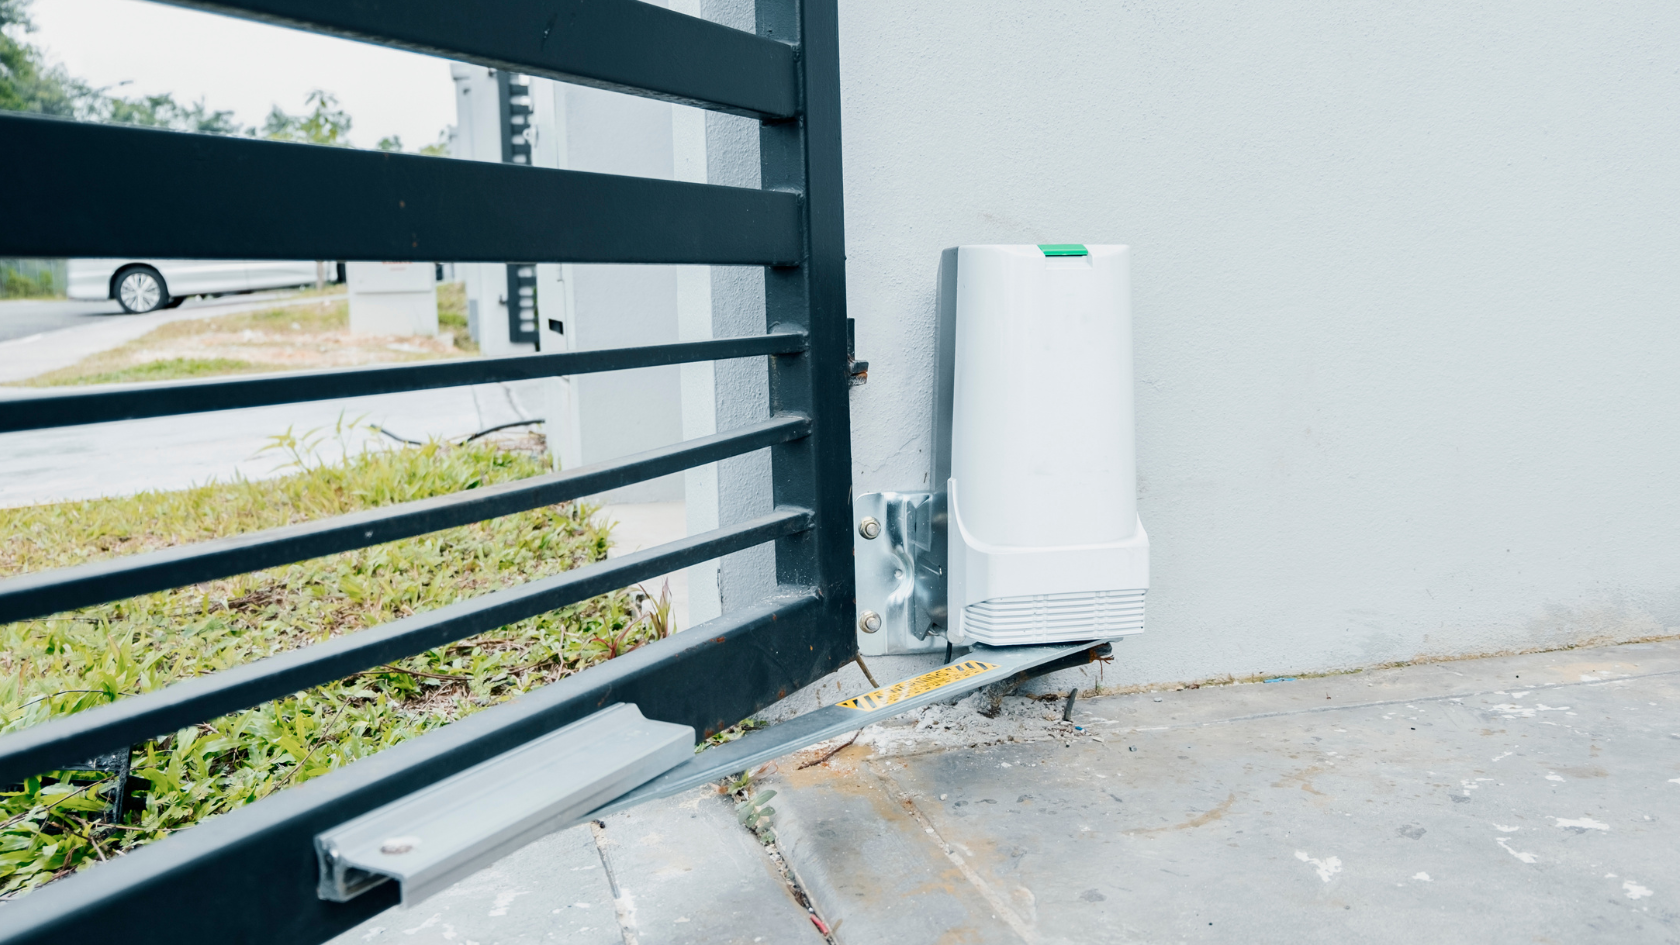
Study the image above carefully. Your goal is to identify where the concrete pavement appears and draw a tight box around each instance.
[0,297,126,342]
[327,783,827,945]
[318,637,1679,945]
[772,638,1680,944]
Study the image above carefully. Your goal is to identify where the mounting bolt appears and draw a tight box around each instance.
[859,611,882,633]
[859,517,881,539]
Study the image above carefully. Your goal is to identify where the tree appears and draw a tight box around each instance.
[382,129,453,157]
[3,7,452,150]
[419,128,453,157]
[100,92,242,135]
[0,0,90,117]
[262,89,351,146]
[2,0,241,133]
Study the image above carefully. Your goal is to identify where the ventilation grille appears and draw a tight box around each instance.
[963,588,1145,644]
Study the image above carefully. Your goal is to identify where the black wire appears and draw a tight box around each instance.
[370,425,425,446]
[462,419,545,443]
[370,419,545,447]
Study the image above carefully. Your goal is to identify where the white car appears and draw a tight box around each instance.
[67,259,327,313]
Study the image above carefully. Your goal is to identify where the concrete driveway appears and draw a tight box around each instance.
[325,637,1680,945]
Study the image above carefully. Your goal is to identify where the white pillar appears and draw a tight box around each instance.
[670,58,723,623]
[533,78,682,501]
[346,262,438,336]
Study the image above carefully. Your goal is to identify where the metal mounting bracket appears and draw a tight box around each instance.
[855,491,946,655]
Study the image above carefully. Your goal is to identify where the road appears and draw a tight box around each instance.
[0,293,338,343]
[0,297,127,341]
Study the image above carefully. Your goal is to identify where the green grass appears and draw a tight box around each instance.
[43,357,262,386]
[0,434,666,897]
[19,286,474,388]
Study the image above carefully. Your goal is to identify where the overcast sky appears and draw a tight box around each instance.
[29,0,457,149]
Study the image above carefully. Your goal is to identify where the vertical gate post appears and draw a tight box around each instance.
[758,0,857,672]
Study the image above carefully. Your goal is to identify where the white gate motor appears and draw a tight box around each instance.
[856,243,1149,653]
[311,243,1144,907]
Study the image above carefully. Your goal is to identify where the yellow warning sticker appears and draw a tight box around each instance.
[836,660,1000,711]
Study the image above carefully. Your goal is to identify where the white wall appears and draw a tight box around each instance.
[838,0,1680,684]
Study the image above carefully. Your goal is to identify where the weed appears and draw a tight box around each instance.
[701,717,769,752]
[719,763,779,845]
[735,789,777,844]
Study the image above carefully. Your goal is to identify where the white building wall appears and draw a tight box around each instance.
[837,0,1680,684]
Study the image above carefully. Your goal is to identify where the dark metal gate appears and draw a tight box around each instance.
[0,0,854,939]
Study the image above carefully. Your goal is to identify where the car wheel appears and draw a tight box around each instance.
[116,267,168,313]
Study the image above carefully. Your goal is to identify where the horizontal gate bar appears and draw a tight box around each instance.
[0,115,804,265]
[0,416,810,624]
[168,0,796,120]
[0,508,812,786]
[0,591,854,945]
[0,332,805,433]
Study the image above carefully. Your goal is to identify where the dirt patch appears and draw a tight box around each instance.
[795,690,1087,764]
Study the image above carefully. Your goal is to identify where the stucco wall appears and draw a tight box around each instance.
[837,0,1680,684]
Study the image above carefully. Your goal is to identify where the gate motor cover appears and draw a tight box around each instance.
[943,244,1149,646]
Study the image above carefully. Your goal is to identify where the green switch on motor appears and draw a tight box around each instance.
[1038,244,1088,257]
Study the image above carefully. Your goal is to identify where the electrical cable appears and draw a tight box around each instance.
[370,418,545,447]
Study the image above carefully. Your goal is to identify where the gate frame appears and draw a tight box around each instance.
[0,0,855,939]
